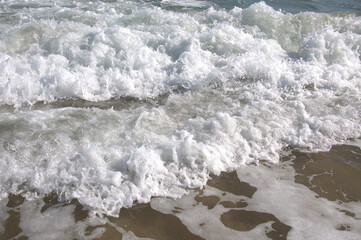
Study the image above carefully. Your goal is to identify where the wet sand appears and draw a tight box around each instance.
[1,144,360,239]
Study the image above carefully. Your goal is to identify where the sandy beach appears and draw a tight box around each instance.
[0,1,361,239]
[1,143,360,239]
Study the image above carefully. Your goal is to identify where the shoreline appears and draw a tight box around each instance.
[1,143,360,239]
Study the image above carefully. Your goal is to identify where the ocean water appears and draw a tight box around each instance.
[0,0,360,239]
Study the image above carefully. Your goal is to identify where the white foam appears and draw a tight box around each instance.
[19,201,77,240]
[16,199,107,240]
[150,160,361,240]
[236,163,361,240]
[160,0,212,9]
[0,0,360,219]
[0,87,359,216]
[0,2,359,106]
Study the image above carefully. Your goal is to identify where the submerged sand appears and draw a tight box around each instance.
[1,144,360,240]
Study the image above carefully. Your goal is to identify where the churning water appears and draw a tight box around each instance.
[0,0,360,239]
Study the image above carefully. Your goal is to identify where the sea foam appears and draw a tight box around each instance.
[0,1,360,216]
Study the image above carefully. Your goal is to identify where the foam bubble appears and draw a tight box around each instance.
[0,1,359,106]
[150,159,361,239]
[15,198,107,240]
[0,85,360,215]
[0,0,360,218]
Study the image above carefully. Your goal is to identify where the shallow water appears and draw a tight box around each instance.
[0,0,360,239]
[1,143,360,239]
